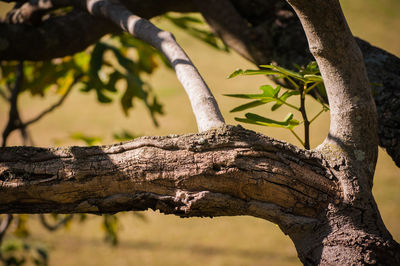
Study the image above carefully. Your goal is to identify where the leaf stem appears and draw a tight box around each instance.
[289,128,305,147]
[277,98,300,111]
[304,81,320,94]
[310,108,326,124]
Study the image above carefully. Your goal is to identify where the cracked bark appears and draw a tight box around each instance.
[1,125,399,264]
[0,126,333,225]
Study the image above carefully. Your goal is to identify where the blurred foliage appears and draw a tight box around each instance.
[0,33,166,127]
[102,215,119,246]
[1,239,48,266]
[113,130,139,142]
[226,62,329,147]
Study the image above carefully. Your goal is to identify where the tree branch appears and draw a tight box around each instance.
[0,214,13,244]
[81,0,224,131]
[194,0,257,63]
[285,0,378,205]
[23,75,80,127]
[2,61,24,147]
[0,125,338,231]
[39,214,73,231]
[0,0,197,61]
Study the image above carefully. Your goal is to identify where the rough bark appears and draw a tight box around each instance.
[1,126,399,264]
[0,125,333,224]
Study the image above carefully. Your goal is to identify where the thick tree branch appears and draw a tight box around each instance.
[286,0,378,174]
[0,0,197,61]
[0,125,337,230]
[194,0,258,63]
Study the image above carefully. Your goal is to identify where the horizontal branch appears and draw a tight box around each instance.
[0,126,338,230]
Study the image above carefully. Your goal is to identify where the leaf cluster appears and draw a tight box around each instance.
[226,62,329,147]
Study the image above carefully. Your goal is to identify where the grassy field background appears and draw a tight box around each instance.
[0,1,399,265]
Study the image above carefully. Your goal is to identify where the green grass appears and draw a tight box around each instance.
[0,2,400,265]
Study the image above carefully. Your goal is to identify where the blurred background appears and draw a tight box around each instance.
[0,0,399,265]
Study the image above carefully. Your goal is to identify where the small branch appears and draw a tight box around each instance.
[2,61,24,147]
[81,0,225,132]
[39,214,73,231]
[299,86,310,150]
[0,214,13,244]
[2,64,78,146]
[5,0,69,24]
[24,75,80,127]
[193,0,257,62]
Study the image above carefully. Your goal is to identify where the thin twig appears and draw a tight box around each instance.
[2,61,24,147]
[24,75,81,127]
[289,128,305,147]
[0,214,13,244]
[39,214,74,231]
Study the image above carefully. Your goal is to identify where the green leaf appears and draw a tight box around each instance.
[304,74,323,82]
[235,112,300,129]
[271,90,300,111]
[230,100,266,112]
[105,71,123,93]
[71,132,102,146]
[227,69,243,79]
[243,69,283,76]
[73,52,90,72]
[113,130,138,141]
[260,64,305,81]
[102,215,119,246]
[108,45,137,74]
[260,85,281,97]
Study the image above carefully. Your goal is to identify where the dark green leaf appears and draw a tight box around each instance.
[235,112,299,129]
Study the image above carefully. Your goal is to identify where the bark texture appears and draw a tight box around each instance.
[1,125,399,264]
[0,126,335,224]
